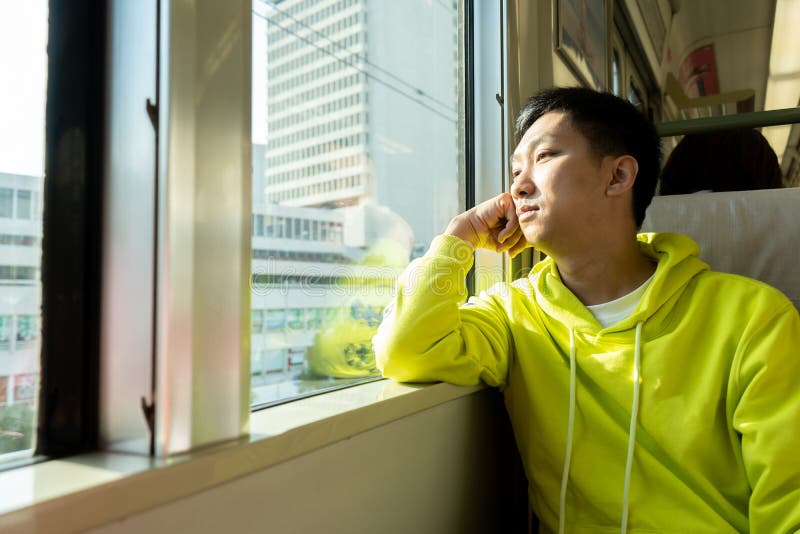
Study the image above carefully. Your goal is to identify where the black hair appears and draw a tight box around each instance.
[658,128,783,195]
[515,87,662,228]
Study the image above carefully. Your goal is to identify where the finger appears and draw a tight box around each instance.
[496,194,518,243]
[497,212,519,245]
[496,226,523,253]
[508,232,531,258]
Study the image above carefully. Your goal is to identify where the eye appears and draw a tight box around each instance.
[535,150,552,162]
[511,168,521,179]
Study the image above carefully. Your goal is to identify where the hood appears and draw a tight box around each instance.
[529,232,709,333]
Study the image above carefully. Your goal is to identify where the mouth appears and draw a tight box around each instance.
[513,197,541,218]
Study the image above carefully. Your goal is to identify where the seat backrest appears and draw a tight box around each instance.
[641,188,800,310]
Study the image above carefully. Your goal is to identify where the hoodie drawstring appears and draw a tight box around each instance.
[621,321,643,533]
[558,322,644,534]
[558,328,577,534]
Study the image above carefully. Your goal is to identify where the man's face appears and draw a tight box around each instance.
[510,110,612,254]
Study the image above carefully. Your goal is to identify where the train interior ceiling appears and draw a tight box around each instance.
[0,0,798,533]
[644,0,800,187]
[613,0,800,185]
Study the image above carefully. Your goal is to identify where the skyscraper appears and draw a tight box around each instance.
[250,0,459,401]
[0,172,42,416]
[263,0,459,241]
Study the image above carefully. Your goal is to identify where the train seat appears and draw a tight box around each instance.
[641,188,800,310]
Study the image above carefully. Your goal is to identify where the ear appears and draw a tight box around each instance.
[605,155,638,197]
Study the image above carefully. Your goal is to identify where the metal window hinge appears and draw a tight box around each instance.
[146,98,158,130]
[140,395,155,436]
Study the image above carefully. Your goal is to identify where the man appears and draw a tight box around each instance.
[373,87,800,533]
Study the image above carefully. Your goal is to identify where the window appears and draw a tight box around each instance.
[16,315,39,349]
[16,190,32,219]
[628,80,644,113]
[251,0,463,407]
[0,1,46,458]
[0,316,10,351]
[12,373,37,403]
[251,309,264,334]
[265,309,286,330]
[0,189,12,218]
[253,214,265,236]
[287,308,304,330]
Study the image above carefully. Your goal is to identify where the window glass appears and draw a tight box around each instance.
[628,80,644,113]
[0,189,12,218]
[16,315,38,349]
[0,1,46,457]
[251,309,264,334]
[0,316,11,351]
[16,190,32,219]
[251,0,463,406]
[612,50,621,97]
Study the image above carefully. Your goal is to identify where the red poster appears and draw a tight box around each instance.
[678,44,719,98]
[13,373,37,402]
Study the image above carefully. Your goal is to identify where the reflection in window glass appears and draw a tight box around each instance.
[251,0,463,406]
[0,1,46,457]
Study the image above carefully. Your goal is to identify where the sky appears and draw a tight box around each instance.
[0,0,267,176]
[0,1,48,177]
[252,1,270,145]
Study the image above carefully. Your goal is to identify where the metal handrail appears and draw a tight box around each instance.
[657,107,800,137]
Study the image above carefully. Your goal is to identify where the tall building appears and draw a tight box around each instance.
[265,0,371,208]
[250,0,459,401]
[0,172,42,409]
[264,0,459,242]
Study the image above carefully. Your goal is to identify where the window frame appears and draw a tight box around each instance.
[35,0,108,458]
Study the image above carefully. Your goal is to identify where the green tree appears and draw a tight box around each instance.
[0,403,35,454]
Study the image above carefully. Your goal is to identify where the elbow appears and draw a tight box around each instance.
[373,327,417,382]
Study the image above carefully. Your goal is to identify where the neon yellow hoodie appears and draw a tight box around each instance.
[374,232,800,533]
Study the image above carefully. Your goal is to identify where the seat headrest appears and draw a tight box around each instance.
[641,188,800,310]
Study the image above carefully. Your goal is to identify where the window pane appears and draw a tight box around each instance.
[0,189,12,218]
[0,316,11,351]
[16,190,32,219]
[612,50,621,97]
[251,0,463,406]
[628,81,644,113]
[0,1,46,458]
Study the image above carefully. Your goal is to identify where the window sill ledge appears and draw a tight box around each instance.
[0,380,485,534]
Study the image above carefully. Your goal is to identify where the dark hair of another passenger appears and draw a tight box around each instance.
[516,87,663,229]
[658,128,783,195]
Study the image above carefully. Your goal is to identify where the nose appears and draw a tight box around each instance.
[510,169,533,198]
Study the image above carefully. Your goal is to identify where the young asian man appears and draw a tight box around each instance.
[373,87,800,533]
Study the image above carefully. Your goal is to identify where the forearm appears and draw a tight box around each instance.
[373,234,509,386]
[444,211,480,249]
[734,304,800,531]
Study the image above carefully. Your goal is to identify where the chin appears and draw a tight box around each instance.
[521,228,544,248]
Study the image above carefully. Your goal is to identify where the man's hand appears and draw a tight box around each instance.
[445,192,529,257]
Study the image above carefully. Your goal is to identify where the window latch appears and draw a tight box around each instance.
[140,395,155,445]
[146,98,158,130]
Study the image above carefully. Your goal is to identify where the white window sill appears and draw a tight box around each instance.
[0,380,485,533]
